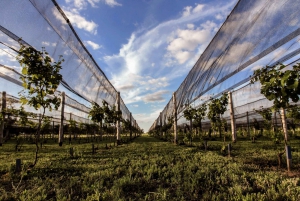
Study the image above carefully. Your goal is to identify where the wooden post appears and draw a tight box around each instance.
[228,143,232,157]
[16,159,21,172]
[69,113,72,144]
[58,92,65,146]
[280,108,288,142]
[134,120,137,138]
[286,145,292,172]
[0,91,6,146]
[116,92,121,144]
[246,111,250,138]
[173,93,177,144]
[159,112,162,137]
[52,121,54,139]
[228,91,237,142]
[129,112,132,140]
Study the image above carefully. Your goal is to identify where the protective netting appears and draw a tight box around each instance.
[0,0,138,129]
[150,0,300,132]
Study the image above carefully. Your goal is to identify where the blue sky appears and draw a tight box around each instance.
[53,0,238,131]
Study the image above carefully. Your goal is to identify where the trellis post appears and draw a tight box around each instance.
[159,112,162,137]
[129,112,132,140]
[134,120,137,138]
[228,91,237,142]
[246,111,250,138]
[280,108,288,142]
[69,113,72,143]
[116,92,121,144]
[173,93,177,144]
[0,91,6,146]
[58,92,65,146]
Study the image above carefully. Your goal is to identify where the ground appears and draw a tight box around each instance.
[0,135,299,200]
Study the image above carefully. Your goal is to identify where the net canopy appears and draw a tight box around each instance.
[150,0,300,131]
[0,0,138,128]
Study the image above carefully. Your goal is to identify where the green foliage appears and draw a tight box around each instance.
[102,101,122,125]
[251,63,300,109]
[122,119,131,132]
[256,108,272,121]
[17,44,63,166]
[41,116,51,133]
[88,102,104,124]
[17,45,63,112]
[207,94,228,133]
[252,118,260,130]
[207,94,228,123]
[194,103,207,129]
[68,119,77,133]
[287,105,300,123]
[183,104,196,121]
[0,136,299,200]
[256,108,272,131]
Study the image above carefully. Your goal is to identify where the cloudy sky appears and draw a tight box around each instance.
[51,0,238,131]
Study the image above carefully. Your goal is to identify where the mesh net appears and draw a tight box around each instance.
[0,0,139,129]
[150,0,300,131]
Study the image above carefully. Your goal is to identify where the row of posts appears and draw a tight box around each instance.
[0,91,138,147]
[164,91,292,171]
[167,91,290,144]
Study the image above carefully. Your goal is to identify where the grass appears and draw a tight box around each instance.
[0,134,299,200]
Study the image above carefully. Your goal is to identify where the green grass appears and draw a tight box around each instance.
[0,135,299,200]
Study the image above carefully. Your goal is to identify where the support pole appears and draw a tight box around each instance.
[286,145,292,172]
[52,121,54,139]
[58,92,65,146]
[116,92,121,143]
[0,91,6,146]
[173,93,177,144]
[69,113,72,143]
[16,159,21,172]
[228,91,237,142]
[246,111,250,138]
[129,112,132,140]
[159,112,162,137]
[280,108,288,143]
[134,120,137,138]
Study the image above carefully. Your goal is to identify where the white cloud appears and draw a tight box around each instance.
[224,41,254,64]
[42,41,56,47]
[187,23,194,29]
[65,0,87,10]
[109,72,170,104]
[65,0,121,8]
[85,40,101,50]
[86,0,100,8]
[182,4,205,17]
[132,104,139,107]
[103,0,236,129]
[148,77,169,87]
[64,10,98,34]
[142,90,169,103]
[104,0,122,7]
[134,107,163,128]
[166,21,217,64]
[193,4,205,13]
[215,14,223,20]
[182,6,192,17]
[116,84,135,91]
